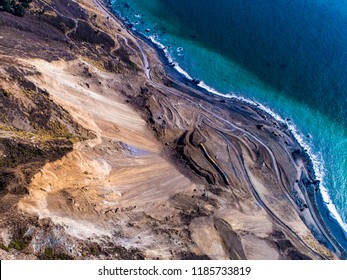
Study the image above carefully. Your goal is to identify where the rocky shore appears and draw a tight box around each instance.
[0,0,341,259]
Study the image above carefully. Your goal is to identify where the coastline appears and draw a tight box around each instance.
[101,0,347,258]
[0,0,344,259]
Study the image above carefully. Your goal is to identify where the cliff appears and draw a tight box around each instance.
[0,0,336,259]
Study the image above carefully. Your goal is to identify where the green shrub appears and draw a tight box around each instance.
[13,4,25,16]
[8,239,24,250]
[0,0,32,17]
[42,247,74,260]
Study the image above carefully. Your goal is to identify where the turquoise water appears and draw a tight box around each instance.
[110,0,347,234]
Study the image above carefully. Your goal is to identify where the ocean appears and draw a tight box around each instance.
[110,0,347,245]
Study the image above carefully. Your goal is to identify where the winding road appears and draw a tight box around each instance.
[90,0,341,258]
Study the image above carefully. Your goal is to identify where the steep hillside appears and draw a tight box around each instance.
[0,0,338,260]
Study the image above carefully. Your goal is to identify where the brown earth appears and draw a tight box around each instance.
[0,0,337,259]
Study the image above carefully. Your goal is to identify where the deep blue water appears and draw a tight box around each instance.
[110,0,347,237]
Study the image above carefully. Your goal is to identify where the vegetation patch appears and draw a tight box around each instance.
[7,227,32,251]
[38,9,76,34]
[41,247,74,260]
[70,20,115,50]
[113,46,141,72]
[8,239,25,250]
[0,0,33,17]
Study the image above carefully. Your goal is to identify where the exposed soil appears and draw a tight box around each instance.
[0,0,338,260]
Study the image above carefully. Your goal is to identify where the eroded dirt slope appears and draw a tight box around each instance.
[0,0,336,259]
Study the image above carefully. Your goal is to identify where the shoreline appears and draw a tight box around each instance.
[101,0,347,258]
[2,0,343,260]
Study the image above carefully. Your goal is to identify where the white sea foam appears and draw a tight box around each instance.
[206,91,347,233]
[147,33,347,233]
